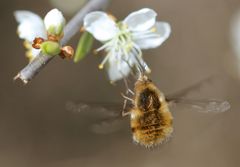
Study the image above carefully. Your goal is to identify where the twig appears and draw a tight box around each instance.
[14,0,111,84]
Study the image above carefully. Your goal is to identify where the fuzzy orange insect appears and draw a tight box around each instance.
[123,75,173,147]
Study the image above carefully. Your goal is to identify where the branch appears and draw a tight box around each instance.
[14,0,111,84]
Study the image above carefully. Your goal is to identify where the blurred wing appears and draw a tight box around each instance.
[167,98,231,113]
[65,101,126,134]
[90,118,126,135]
[14,10,47,42]
[65,101,122,118]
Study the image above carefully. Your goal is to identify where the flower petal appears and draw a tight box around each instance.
[133,22,171,49]
[128,51,151,73]
[84,11,119,42]
[44,8,66,36]
[106,50,150,81]
[14,10,47,42]
[107,54,132,82]
[123,8,157,32]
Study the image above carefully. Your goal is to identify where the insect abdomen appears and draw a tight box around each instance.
[131,108,173,147]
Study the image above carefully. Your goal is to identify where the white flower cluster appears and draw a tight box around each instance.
[84,8,171,82]
[14,9,66,60]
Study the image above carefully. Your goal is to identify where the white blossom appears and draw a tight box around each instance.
[14,8,66,61]
[14,10,47,60]
[44,9,66,36]
[84,8,171,82]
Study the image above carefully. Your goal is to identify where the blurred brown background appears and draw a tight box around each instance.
[0,0,240,166]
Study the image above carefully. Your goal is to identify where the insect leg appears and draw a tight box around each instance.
[121,92,134,116]
[122,109,131,117]
[121,93,134,103]
[128,89,134,95]
[119,70,134,117]
[123,77,134,95]
[122,98,131,117]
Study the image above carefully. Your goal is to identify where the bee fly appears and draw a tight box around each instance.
[121,74,173,148]
[67,74,230,148]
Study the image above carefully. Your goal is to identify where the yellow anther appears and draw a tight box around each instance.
[25,50,34,62]
[150,27,157,32]
[146,68,152,74]
[98,64,104,69]
[107,13,117,22]
[93,49,98,55]
[126,43,133,52]
[23,41,31,49]
[110,80,116,85]
[80,26,85,33]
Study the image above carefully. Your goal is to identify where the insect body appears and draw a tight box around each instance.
[123,75,173,147]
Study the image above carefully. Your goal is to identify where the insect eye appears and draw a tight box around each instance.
[148,79,152,82]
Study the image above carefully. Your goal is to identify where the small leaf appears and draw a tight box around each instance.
[74,31,94,63]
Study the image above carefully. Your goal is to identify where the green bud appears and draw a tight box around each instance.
[74,31,94,63]
[47,26,56,35]
[56,24,64,36]
[41,41,61,56]
[47,24,64,36]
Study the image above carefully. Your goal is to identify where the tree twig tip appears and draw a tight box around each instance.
[13,73,20,81]
[13,73,29,85]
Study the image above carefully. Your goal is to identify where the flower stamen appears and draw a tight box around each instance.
[98,52,112,69]
[32,37,45,49]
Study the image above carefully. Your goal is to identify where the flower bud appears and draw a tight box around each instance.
[40,41,61,56]
[44,9,66,37]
